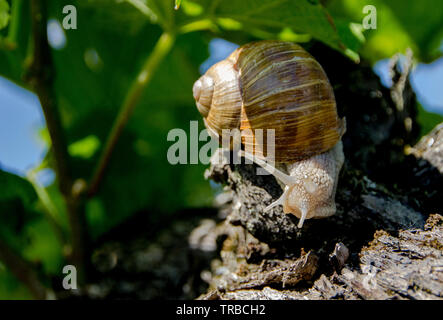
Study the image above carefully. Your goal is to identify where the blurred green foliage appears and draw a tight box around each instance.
[327,0,443,63]
[0,266,32,299]
[0,0,9,30]
[0,0,442,299]
[417,103,443,137]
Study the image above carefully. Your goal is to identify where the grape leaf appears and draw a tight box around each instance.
[0,170,36,206]
[326,0,443,63]
[177,0,360,57]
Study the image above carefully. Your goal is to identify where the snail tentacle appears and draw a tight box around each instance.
[264,186,289,212]
[237,150,296,186]
[298,206,308,228]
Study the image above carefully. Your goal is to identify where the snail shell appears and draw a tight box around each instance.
[193,40,345,163]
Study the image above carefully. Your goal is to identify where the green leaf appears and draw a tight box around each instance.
[181,0,203,16]
[0,0,9,30]
[68,135,101,159]
[72,0,152,34]
[0,170,39,249]
[0,0,31,84]
[326,0,443,63]
[102,0,176,29]
[21,218,63,274]
[0,170,37,207]
[0,266,33,299]
[177,0,360,57]
[0,170,64,275]
[417,103,443,137]
[384,0,443,62]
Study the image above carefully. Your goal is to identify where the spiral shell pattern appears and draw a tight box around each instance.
[193,40,344,163]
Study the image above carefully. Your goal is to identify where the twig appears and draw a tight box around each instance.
[0,239,48,299]
[26,0,86,281]
[4,0,23,49]
[88,31,175,197]
[27,171,68,247]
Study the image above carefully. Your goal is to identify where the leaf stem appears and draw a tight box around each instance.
[178,19,217,34]
[88,31,175,197]
[27,172,67,247]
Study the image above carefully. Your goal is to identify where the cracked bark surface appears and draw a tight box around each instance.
[193,46,443,300]
[196,133,443,300]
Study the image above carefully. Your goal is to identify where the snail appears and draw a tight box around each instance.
[193,40,345,228]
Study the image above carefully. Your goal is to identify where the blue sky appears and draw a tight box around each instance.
[1,38,443,178]
[0,77,46,176]
[374,55,443,115]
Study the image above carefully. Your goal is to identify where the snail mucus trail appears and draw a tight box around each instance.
[193,40,346,228]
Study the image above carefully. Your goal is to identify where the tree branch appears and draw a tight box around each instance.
[87,31,175,197]
[25,0,87,281]
[26,0,71,194]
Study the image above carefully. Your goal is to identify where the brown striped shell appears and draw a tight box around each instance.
[193,40,344,163]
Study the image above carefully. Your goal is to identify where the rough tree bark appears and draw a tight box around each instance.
[192,45,443,300]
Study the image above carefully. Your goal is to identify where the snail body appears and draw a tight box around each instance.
[193,40,345,227]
